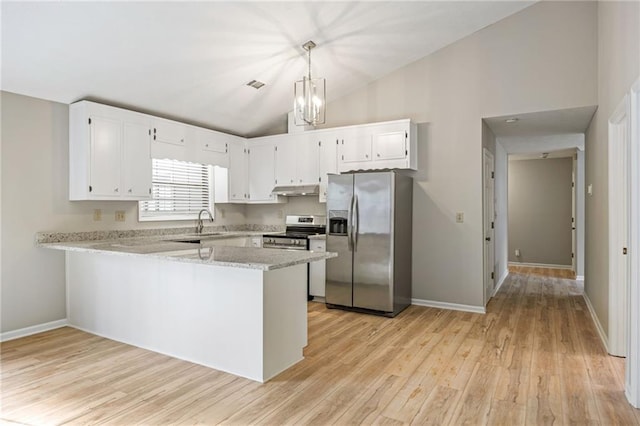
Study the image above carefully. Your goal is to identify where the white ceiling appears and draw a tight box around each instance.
[484,106,597,138]
[1,1,534,137]
[509,148,577,161]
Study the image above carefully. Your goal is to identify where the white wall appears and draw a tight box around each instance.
[584,0,640,338]
[318,1,597,307]
[0,91,247,333]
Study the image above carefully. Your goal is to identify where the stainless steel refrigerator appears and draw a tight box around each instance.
[325,171,412,317]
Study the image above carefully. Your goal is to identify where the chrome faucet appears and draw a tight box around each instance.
[196,209,213,234]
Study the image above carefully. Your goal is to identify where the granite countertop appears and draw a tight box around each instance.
[39,231,336,271]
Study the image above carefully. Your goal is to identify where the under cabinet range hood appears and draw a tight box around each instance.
[271,184,320,196]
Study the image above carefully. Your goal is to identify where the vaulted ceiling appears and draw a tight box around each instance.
[1,1,534,137]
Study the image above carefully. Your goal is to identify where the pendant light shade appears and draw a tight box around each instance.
[294,41,326,126]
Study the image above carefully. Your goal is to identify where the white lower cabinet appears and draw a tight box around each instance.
[309,239,326,298]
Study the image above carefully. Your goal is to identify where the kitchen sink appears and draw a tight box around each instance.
[167,232,223,244]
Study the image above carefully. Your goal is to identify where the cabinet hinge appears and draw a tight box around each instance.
[318,141,321,147]
[88,118,92,125]
[148,129,151,135]
[572,182,575,188]
[336,139,339,145]
[275,179,277,184]
[491,171,495,179]
[572,217,575,223]
[225,143,228,153]
[572,252,575,258]
[89,185,92,192]
[275,146,278,152]
[405,131,408,139]
[319,176,322,182]
[491,221,494,229]
[405,150,408,156]
[342,155,344,160]
[491,272,494,280]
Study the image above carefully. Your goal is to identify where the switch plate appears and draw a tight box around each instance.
[455,212,464,223]
[587,184,593,196]
[93,209,102,221]
[115,211,125,222]
[515,249,520,257]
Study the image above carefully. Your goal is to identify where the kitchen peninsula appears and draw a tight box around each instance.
[39,232,336,383]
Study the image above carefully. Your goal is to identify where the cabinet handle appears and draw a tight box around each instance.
[365,154,369,158]
[377,153,380,157]
[114,188,119,193]
[290,179,294,183]
[128,189,132,193]
[149,188,152,194]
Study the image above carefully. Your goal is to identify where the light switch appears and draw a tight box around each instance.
[587,184,593,196]
[115,211,126,222]
[456,212,464,223]
[93,209,102,221]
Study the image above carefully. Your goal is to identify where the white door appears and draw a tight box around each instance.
[483,149,495,305]
[608,95,630,357]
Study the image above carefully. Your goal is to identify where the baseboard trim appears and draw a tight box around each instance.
[583,292,609,352]
[576,275,585,281]
[412,298,485,314]
[508,261,573,270]
[493,268,509,297]
[0,319,68,342]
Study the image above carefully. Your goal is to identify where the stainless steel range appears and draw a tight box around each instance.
[263,215,326,301]
[263,215,326,250]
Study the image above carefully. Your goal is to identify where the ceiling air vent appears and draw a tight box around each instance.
[246,80,265,90]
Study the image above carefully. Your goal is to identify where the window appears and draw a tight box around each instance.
[139,159,213,221]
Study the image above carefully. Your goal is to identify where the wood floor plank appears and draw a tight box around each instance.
[2,270,639,425]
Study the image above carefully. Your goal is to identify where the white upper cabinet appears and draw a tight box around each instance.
[150,118,189,161]
[69,101,152,201]
[296,134,320,185]
[122,121,153,198]
[227,138,248,202]
[247,138,286,203]
[195,128,236,168]
[338,119,417,172]
[274,134,320,186]
[318,132,339,202]
[274,137,297,185]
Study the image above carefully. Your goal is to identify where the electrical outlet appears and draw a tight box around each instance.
[93,209,102,221]
[515,249,521,257]
[455,212,464,223]
[115,211,126,222]
[220,208,226,218]
[277,209,284,219]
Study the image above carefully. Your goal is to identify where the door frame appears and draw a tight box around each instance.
[483,148,495,305]
[626,77,640,408]
[608,94,630,358]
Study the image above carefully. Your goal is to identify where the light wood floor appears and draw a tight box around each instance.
[2,273,639,425]
[509,265,576,279]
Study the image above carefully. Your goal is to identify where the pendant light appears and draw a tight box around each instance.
[294,40,326,126]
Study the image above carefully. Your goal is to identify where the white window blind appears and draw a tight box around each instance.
[139,159,213,221]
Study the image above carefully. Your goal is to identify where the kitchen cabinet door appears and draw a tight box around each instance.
[318,133,338,202]
[89,116,122,197]
[151,118,188,161]
[372,130,406,161]
[309,239,327,297]
[228,139,248,202]
[296,135,320,185]
[339,129,371,164]
[248,143,276,202]
[196,128,230,167]
[122,121,152,198]
[274,138,297,185]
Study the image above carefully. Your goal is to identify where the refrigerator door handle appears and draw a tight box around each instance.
[347,195,354,251]
[352,195,360,251]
